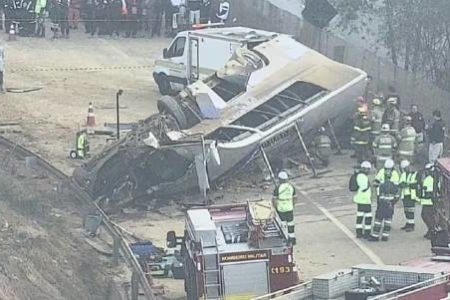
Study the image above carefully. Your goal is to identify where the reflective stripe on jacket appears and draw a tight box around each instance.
[352,117,372,145]
[373,134,397,158]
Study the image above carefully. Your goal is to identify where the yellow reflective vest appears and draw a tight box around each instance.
[399,171,418,201]
[77,133,86,150]
[353,173,371,205]
[420,175,434,206]
[276,183,295,213]
[375,168,399,195]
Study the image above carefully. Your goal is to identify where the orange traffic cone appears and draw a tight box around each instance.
[8,24,16,41]
[86,102,96,133]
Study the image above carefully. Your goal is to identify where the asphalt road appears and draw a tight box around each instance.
[290,153,430,280]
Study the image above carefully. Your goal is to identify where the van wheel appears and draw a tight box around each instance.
[156,74,172,95]
[157,96,188,129]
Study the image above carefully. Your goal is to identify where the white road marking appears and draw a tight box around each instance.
[295,186,385,265]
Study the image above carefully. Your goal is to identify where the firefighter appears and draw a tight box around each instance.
[399,160,418,232]
[311,127,332,167]
[420,163,436,239]
[273,171,296,245]
[397,115,417,163]
[374,159,400,196]
[372,124,397,169]
[352,161,373,239]
[370,98,384,139]
[382,97,401,136]
[368,172,399,242]
[351,108,372,164]
[76,131,89,158]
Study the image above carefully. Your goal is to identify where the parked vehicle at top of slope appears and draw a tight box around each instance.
[73,33,368,206]
[152,26,280,95]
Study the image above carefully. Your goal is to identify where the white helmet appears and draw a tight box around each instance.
[361,161,371,169]
[384,159,394,169]
[381,124,390,132]
[387,97,397,104]
[400,160,410,169]
[278,171,289,180]
[425,163,434,171]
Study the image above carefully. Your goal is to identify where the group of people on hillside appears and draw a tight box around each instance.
[0,0,231,39]
[350,93,446,243]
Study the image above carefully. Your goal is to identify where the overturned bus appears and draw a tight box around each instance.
[73,33,367,205]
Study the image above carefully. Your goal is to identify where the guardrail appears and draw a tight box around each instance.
[251,281,313,300]
[370,273,450,300]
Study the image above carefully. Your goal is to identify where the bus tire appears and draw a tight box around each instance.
[157,96,188,129]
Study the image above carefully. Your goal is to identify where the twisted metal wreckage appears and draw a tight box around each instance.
[73,34,368,206]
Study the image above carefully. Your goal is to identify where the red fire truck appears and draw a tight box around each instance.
[435,157,450,228]
[166,200,300,300]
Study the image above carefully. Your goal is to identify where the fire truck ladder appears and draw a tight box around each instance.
[202,243,221,300]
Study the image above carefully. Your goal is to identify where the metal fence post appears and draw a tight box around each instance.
[131,271,139,300]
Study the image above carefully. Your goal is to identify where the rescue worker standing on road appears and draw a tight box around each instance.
[370,98,384,139]
[368,171,399,242]
[397,116,417,163]
[399,160,418,232]
[352,161,373,239]
[372,124,397,168]
[420,163,436,239]
[382,97,401,136]
[374,159,400,196]
[311,127,332,167]
[351,108,372,164]
[273,171,296,245]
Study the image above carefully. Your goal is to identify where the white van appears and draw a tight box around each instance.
[152,26,279,95]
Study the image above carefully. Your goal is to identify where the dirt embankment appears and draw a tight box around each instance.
[0,169,118,300]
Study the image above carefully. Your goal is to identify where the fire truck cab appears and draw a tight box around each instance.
[166,200,300,300]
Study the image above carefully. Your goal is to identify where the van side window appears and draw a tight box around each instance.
[168,37,186,58]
